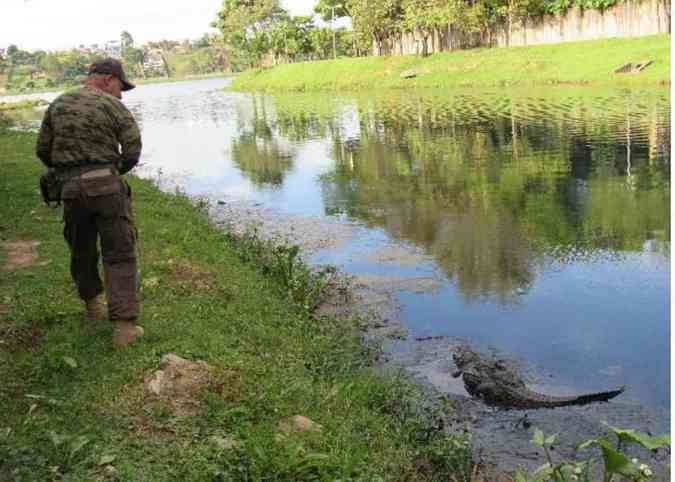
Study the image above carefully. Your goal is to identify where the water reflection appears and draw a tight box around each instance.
[231,97,296,187]
[312,90,670,302]
[106,79,669,409]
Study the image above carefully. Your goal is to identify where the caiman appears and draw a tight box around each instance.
[451,346,625,409]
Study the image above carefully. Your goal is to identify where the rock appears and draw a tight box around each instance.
[400,69,417,79]
[278,415,323,434]
[146,370,166,396]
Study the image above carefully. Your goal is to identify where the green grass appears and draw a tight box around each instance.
[231,35,670,92]
[0,129,471,481]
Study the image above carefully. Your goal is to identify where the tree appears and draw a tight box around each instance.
[213,0,288,67]
[214,0,286,41]
[309,27,334,59]
[401,0,464,55]
[269,16,314,63]
[119,31,145,78]
[314,0,351,22]
[347,0,404,55]
[121,31,134,50]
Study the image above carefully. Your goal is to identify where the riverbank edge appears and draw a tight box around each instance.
[0,129,474,481]
[230,35,670,92]
[0,73,233,98]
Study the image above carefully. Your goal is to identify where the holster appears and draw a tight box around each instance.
[39,168,65,207]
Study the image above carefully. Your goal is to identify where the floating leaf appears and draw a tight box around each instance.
[545,433,558,446]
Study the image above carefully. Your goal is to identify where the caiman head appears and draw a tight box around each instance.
[452,346,480,378]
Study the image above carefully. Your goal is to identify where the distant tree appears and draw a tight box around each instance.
[309,27,334,59]
[314,0,351,22]
[6,45,18,62]
[213,0,288,67]
[347,0,404,55]
[193,34,212,49]
[402,0,465,56]
[121,31,134,50]
[39,53,63,76]
[214,0,286,39]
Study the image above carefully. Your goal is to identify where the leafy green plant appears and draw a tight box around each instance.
[47,431,92,471]
[516,427,670,482]
[225,227,337,313]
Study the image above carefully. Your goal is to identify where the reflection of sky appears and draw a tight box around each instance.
[121,79,669,413]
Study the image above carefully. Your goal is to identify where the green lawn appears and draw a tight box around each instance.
[232,35,670,92]
[0,129,470,481]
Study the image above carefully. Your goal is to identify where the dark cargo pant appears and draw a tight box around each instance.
[62,175,139,321]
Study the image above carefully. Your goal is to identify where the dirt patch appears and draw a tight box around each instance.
[1,240,43,272]
[143,353,212,417]
[167,259,217,291]
[0,320,45,352]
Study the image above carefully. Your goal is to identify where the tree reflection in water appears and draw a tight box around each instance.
[234,88,670,302]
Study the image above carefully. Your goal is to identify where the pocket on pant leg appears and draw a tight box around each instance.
[98,212,137,264]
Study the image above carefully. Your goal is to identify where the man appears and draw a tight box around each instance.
[36,58,144,348]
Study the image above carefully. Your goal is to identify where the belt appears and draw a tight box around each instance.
[79,167,116,179]
[57,165,118,179]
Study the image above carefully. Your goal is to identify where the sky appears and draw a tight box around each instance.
[1,0,319,51]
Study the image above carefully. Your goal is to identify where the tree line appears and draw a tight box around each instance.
[214,0,627,66]
[0,32,229,93]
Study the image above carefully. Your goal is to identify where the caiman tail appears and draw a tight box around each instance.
[516,385,626,409]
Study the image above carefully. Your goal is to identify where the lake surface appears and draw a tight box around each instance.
[9,78,670,415]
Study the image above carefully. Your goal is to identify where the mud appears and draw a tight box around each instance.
[208,198,356,255]
[191,195,671,479]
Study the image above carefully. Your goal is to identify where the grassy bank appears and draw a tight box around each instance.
[0,129,470,481]
[231,35,670,92]
[1,73,231,97]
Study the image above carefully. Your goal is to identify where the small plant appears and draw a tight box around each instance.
[47,431,92,471]
[516,426,670,482]
[225,227,338,313]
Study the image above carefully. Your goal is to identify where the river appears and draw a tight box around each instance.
[6,77,670,431]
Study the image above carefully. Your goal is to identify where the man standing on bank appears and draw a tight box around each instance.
[36,58,144,348]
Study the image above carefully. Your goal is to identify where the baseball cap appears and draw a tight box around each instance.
[88,58,135,91]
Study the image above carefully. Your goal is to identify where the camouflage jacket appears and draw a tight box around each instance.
[36,86,142,175]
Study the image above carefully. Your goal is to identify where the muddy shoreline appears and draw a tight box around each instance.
[200,195,670,480]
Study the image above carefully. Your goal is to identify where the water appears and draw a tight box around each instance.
[9,78,669,414]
